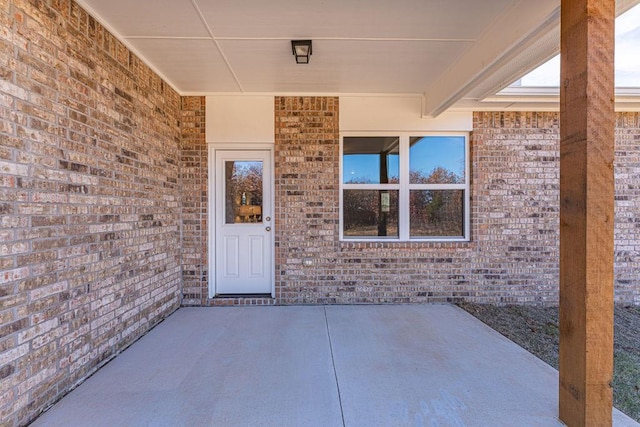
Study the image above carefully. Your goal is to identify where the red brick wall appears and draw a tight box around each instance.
[273,97,481,304]
[0,1,182,425]
[274,97,341,303]
[472,112,561,303]
[614,112,640,304]
[272,101,561,304]
[476,111,640,305]
[270,104,640,305]
[180,97,208,305]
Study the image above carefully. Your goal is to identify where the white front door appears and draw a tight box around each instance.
[215,150,273,295]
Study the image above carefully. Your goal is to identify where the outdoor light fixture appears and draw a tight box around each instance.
[291,40,312,64]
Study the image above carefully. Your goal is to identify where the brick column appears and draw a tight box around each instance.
[273,97,340,303]
[180,97,208,305]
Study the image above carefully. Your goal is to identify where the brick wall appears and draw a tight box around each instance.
[0,1,182,425]
[476,111,640,305]
[472,112,561,303]
[614,112,640,304]
[174,97,640,308]
[272,100,560,304]
[274,97,483,304]
[270,103,640,305]
[179,97,207,305]
[274,97,341,303]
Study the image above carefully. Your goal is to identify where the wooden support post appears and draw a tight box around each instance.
[559,0,615,425]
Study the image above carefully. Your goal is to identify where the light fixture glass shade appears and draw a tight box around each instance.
[294,45,309,56]
[291,40,312,64]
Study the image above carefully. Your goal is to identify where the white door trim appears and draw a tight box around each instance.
[208,144,275,298]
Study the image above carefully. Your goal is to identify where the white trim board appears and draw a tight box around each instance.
[340,96,473,132]
[206,96,275,144]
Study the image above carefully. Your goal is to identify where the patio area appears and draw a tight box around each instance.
[31,304,637,427]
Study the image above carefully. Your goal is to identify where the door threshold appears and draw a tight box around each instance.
[209,294,277,306]
[216,293,273,298]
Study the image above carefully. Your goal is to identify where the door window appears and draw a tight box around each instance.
[224,161,263,224]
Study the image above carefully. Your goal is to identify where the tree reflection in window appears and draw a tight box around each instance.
[410,136,465,184]
[225,161,263,224]
[342,134,468,240]
[343,190,399,237]
[410,189,463,237]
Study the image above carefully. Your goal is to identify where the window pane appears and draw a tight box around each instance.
[410,136,465,184]
[225,161,263,224]
[343,137,399,184]
[343,190,399,238]
[410,190,464,237]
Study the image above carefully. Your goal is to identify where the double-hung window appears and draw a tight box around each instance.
[340,133,469,241]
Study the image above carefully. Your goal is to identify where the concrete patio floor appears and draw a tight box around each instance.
[31,304,638,427]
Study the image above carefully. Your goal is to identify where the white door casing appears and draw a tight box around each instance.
[212,149,273,296]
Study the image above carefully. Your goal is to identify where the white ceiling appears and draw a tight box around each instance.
[75,0,636,116]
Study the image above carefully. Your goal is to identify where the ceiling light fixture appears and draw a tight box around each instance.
[291,40,312,64]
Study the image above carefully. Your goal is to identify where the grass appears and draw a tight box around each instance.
[614,352,640,419]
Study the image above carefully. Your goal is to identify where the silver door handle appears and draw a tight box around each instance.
[266,226,271,232]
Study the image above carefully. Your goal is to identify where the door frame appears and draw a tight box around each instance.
[208,143,275,298]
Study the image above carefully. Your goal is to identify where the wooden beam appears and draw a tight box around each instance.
[559,0,615,425]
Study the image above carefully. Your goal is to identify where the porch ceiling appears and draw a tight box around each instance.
[76,0,637,116]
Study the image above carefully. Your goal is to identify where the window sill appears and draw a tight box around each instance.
[341,237,468,243]
[339,239,474,249]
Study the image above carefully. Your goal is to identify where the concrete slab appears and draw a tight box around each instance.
[30,304,638,427]
[31,307,342,427]
[327,305,557,426]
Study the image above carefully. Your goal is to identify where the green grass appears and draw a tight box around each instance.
[613,351,640,421]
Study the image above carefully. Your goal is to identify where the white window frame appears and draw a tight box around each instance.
[339,132,470,242]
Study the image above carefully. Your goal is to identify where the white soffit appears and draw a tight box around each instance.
[217,39,471,94]
[422,0,560,117]
[91,0,210,38]
[195,0,504,39]
[452,0,640,111]
[76,0,563,114]
[128,39,240,93]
